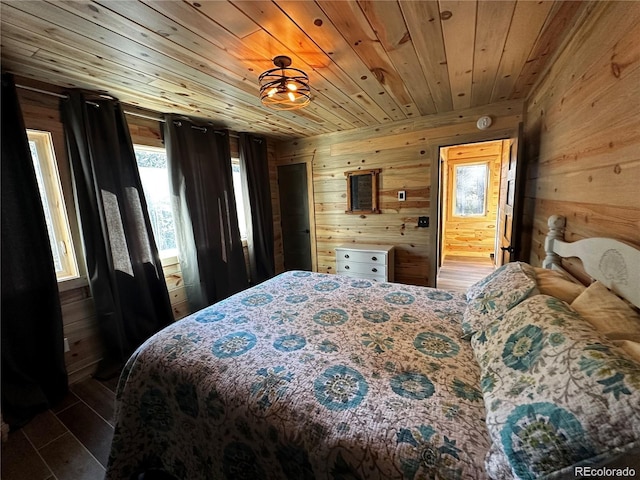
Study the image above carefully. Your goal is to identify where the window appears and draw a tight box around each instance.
[231,158,248,241]
[28,130,79,280]
[134,146,178,259]
[453,163,488,217]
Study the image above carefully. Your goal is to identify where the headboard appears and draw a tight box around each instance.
[543,215,640,308]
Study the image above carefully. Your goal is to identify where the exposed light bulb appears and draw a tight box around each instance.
[259,56,310,110]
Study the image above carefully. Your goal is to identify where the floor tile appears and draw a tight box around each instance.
[100,375,120,394]
[38,432,105,480]
[56,401,114,467]
[51,390,80,414]
[71,379,116,425]
[21,410,67,449]
[0,430,53,480]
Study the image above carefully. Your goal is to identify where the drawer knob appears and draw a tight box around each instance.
[344,254,350,259]
[371,256,377,261]
[345,265,350,270]
[371,268,378,273]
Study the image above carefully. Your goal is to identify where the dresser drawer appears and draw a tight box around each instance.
[335,244,395,282]
[335,250,387,265]
[336,260,387,277]
[336,267,386,282]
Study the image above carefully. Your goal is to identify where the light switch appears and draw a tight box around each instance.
[398,190,406,201]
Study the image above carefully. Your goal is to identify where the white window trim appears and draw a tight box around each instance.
[57,276,89,292]
[28,129,80,282]
[160,255,180,268]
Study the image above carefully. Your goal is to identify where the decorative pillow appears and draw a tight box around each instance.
[462,262,538,338]
[571,281,640,340]
[533,267,585,304]
[472,295,640,479]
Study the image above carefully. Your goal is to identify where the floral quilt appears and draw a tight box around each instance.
[106,271,491,480]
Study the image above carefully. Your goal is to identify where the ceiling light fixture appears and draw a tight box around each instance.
[259,55,310,111]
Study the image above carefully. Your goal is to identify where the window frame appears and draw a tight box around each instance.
[450,160,490,219]
[27,129,80,281]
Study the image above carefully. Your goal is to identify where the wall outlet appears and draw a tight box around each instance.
[418,216,429,228]
[398,190,406,201]
[64,337,70,353]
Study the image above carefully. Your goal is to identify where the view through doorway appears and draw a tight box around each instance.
[436,134,523,291]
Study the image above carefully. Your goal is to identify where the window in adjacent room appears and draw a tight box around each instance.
[28,129,79,280]
[231,158,248,241]
[452,163,489,217]
[134,145,178,259]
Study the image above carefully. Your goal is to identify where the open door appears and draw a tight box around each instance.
[495,123,525,266]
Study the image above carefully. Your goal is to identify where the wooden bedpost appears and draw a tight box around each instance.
[543,215,566,269]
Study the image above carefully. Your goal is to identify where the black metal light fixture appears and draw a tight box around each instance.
[259,55,310,111]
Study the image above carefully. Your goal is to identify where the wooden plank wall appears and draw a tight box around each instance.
[441,140,504,259]
[268,140,285,274]
[523,1,640,265]
[275,100,523,286]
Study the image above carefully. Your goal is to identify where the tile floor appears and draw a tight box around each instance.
[1,376,119,480]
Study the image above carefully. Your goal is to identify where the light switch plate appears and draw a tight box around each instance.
[398,190,406,201]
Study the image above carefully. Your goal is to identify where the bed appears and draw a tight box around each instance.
[106,215,640,480]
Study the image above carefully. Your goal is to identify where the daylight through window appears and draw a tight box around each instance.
[231,159,248,241]
[28,130,79,280]
[134,146,178,259]
[453,163,488,217]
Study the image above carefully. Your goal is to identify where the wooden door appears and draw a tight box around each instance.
[496,123,525,266]
[278,163,312,271]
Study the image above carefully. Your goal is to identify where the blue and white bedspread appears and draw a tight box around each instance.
[106,271,491,479]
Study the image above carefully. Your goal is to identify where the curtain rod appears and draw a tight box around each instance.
[16,83,100,108]
[18,83,68,99]
[16,83,239,138]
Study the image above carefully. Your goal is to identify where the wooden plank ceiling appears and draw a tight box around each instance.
[0,0,584,140]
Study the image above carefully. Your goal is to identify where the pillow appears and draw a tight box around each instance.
[461,262,537,338]
[613,340,640,362]
[465,262,523,301]
[571,281,640,340]
[471,295,640,479]
[533,267,585,304]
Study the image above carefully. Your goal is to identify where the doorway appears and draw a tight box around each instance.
[436,136,519,290]
[278,163,312,271]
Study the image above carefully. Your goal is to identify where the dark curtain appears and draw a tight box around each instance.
[61,91,173,378]
[1,74,68,428]
[164,115,248,311]
[239,133,275,284]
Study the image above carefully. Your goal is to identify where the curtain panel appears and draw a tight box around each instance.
[164,115,248,311]
[239,133,275,284]
[61,91,173,377]
[1,74,68,427]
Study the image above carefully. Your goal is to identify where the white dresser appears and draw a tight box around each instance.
[335,244,395,282]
